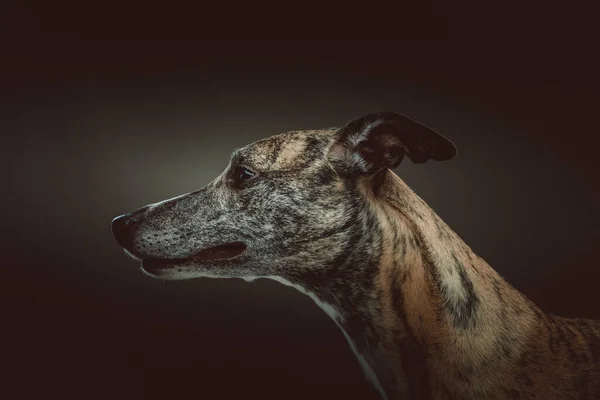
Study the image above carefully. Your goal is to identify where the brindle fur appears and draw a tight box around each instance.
[112,112,600,399]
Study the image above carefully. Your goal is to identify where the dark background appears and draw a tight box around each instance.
[2,6,599,400]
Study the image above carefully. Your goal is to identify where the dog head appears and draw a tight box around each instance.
[111,112,456,281]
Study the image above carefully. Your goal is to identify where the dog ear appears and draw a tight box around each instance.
[328,112,457,177]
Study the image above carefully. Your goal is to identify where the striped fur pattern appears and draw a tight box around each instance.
[112,112,600,399]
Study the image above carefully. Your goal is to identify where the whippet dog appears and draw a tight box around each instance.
[112,112,600,399]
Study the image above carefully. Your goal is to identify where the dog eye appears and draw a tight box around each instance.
[232,165,256,185]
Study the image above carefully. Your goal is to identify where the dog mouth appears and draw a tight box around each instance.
[141,242,247,273]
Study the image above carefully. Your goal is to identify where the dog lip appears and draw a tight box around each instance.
[141,242,247,272]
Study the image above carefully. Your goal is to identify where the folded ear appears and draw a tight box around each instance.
[328,112,457,177]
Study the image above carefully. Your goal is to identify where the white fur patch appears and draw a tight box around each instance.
[260,276,388,400]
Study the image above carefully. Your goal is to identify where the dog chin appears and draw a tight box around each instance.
[139,262,227,281]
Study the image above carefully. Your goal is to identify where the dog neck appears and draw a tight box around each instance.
[274,170,541,399]
[364,170,542,398]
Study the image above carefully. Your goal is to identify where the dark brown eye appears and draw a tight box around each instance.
[232,165,256,185]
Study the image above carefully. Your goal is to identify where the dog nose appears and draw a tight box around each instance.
[111,214,137,249]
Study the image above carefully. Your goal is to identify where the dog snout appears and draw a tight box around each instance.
[111,213,138,250]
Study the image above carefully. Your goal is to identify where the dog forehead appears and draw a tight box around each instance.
[239,129,337,171]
